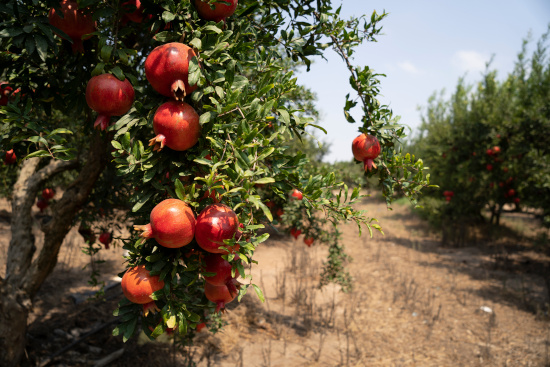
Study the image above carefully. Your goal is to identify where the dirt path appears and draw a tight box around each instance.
[3,195,549,366]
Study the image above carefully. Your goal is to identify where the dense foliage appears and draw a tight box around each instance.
[409,29,550,243]
[0,0,429,359]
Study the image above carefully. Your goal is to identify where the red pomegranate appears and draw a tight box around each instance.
[445,196,451,202]
[204,253,239,295]
[149,101,200,152]
[492,146,501,154]
[514,197,520,204]
[303,237,314,247]
[78,224,96,243]
[352,133,381,172]
[0,82,13,106]
[121,0,144,23]
[290,189,303,200]
[204,280,238,313]
[4,149,16,165]
[48,0,96,53]
[36,199,49,213]
[290,228,301,239]
[42,188,55,200]
[486,164,493,171]
[502,167,509,173]
[195,204,239,254]
[121,265,165,304]
[276,208,284,218]
[196,322,206,332]
[443,191,454,197]
[99,232,112,249]
[134,199,196,248]
[486,148,493,156]
[144,43,198,100]
[507,189,516,197]
[86,74,135,130]
[194,0,238,22]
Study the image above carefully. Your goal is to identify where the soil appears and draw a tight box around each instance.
[1,194,549,367]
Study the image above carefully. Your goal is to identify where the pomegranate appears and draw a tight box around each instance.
[78,224,96,243]
[486,148,493,156]
[134,199,196,248]
[121,0,144,23]
[194,0,238,22]
[276,208,284,218]
[149,101,200,152]
[445,196,451,202]
[195,204,239,254]
[121,265,165,304]
[514,197,520,204]
[4,149,16,165]
[486,164,493,171]
[0,82,13,106]
[144,43,198,100]
[42,188,55,200]
[443,191,454,197]
[36,199,49,212]
[290,228,301,239]
[303,237,314,247]
[492,146,501,154]
[99,232,112,249]
[48,0,96,53]
[352,133,381,172]
[86,74,135,130]
[290,189,303,200]
[507,189,516,197]
[204,253,239,295]
[204,280,238,313]
[502,167,509,173]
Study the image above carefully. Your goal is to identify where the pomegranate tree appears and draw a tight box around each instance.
[194,0,238,23]
[352,133,381,172]
[195,204,239,254]
[149,101,200,151]
[134,199,196,248]
[86,74,135,130]
[144,43,198,100]
[48,0,96,53]
[121,265,165,304]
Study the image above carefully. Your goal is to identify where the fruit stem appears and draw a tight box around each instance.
[215,301,225,314]
[148,134,166,152]
[93,114,111,130]
[134,223,154,239]
[171,80,187,101]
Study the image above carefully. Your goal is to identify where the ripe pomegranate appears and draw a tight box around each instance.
[290,228,301,239]
[99,232,112,249]
[352,133,381,172]
[486,148,493,156]
[42,188,55,200]
[499,182,505,187]
[195,204,239,254]
[204,280,238,313]
[0,82,13,106]
[149,101,200,152]
[204,253,239,295]
[507,189,516,197]
[514,197,520,204]
[502,167,509,173]
[194,0,238,22]
[78,224,96,243]
[86,74,135,130]
[443,191,454,197]
[276,208,284,218]
[4,149,16,165]
[121,265,165,304]
[290,189,303,200]
[486,164,493,171]
[121,0,144,23]
[145,43,198,100]
[304,237,314,247]
[48,0,96,53]
[134,199,196,248]
[492,146,501,154]
[445,196,451,202]
[36,199,49,212]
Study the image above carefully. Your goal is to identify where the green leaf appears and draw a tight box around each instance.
[111,67,125,81]
[34,35,48,62]
[132,191,153,212]
[24,150,50,159]
[100,45,113,63]
[174,179,185,201]
[162,11,176,23]
[254,177,275,184]
[252,284,265,303]
[199,111,215,125]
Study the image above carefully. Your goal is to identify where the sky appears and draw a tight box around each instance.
[295,0,550,162]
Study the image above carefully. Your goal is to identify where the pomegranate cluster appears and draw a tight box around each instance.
[130,200,241,313]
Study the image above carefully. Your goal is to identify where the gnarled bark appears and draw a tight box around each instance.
[0,132,110,367]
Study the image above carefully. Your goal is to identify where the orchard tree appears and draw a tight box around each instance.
[0,1,430,365]
[410,29,550,244]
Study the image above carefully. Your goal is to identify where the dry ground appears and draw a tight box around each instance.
[1,194,549,366]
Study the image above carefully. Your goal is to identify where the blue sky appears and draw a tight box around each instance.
[296,0,550,162]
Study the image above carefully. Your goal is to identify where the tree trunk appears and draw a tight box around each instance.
[0,132,109,367]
